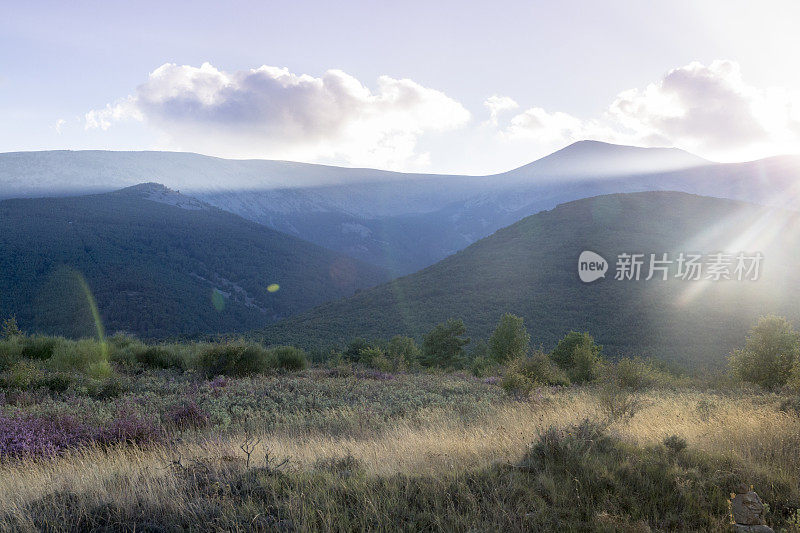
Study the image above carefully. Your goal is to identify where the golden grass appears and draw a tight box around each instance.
[2,387,798,528]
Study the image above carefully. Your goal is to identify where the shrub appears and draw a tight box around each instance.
[0,336,22,371]
[167,400,210,429]
[97,408,161,446]
[20,336,60,360]
[197,341,272,377]
[135,345,185,370]
[39,372,75,393]
[470,355,496,378]
[551,331,603,384]
[86,376,127,399]
[0,413,94,458]
[386,335,421,369]
[489,314,530,364]
[343,337,371,363]
[1,315,22,339]
[49,339,108,373]
[729,315,800,390]
[610,357,665,390]
[356,346,384,368]
[268,346,308,371]
[421,319,470,368]
[663,434,687,454]
[597,382,640,422]
[5,360,43,389]
[501,352,570,395]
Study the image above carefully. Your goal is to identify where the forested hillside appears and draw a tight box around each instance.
[0,184,388,338]
[258,191,800,367]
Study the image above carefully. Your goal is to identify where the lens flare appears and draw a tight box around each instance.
[71,270,108,358]
[211,288,226,311]
[267,283,280,293]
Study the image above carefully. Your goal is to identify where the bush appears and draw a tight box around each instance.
[197,341,273,377]
[551,331,603,384]
[729,315,799,390]
[470,355,496,378]
[20,336,60,360]
[356,346,384,368]
[386,335,421,370]
[167,400,210,429]
[610,357,666,390]
[1,315,22,339]
[5,360,43,389]
[489,313,530,364]
[135,345,185,370]
[597,382,640,422]
[268,346,308,371]
[501,352,570,395]
[663,434,687,454]
[48,339,108,373]
[0,337,22,372]
[343,337,371,363]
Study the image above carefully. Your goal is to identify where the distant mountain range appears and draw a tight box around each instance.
[0,184,388,338]
[257,191,800,368]
[3,142,799,274]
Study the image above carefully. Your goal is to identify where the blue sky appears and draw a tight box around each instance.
[2,0,799,173]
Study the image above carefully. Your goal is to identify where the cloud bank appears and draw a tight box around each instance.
[86,60,798,170]
[86,62,470,169]
[493,60,800,162]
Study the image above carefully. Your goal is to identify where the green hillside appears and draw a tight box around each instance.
[258,191,800,367]
[0,184,388,338]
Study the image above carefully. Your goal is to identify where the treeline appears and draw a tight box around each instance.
[3,310,799,397]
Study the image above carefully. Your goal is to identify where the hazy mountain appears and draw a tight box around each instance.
[0,184,388,338]
[3,142,799,274]
[257,191,800,368]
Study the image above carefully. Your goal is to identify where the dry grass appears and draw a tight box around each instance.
[2,385,798,531]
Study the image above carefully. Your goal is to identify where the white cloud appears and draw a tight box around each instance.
[496,60,800,161]
[483,95,518,125]
[53,119,66,134]
[86,62,470,169]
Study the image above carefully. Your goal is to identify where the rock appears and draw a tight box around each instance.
[733,525,774,533]
[731,489,767,525]
[730,486,773,532]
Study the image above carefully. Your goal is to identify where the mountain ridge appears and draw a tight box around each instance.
[256,190,800,367]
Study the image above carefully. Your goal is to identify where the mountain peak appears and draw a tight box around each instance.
[116,182,208,210]
[505,140,709,180]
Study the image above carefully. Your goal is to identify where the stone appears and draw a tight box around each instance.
[733,525,774,533]
[730,486,773,532]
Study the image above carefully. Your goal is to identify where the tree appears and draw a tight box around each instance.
[489,313,530,364]
[386,335,421,369]
[421,319,470,368]
[551,331,602,384]
[343,337,371,362]
[1,315,22,339]
[729,315,799,390]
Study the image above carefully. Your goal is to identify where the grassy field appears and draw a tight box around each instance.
[2,355,800,532]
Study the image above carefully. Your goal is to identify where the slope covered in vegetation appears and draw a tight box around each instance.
[259,191,800,367]
[0,184,388,338]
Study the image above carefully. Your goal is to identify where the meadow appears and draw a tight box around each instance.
[1,328,800,532]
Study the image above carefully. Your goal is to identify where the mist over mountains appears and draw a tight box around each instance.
[258,191,800,367]
[3,141,799,274]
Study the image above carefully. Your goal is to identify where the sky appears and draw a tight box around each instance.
[1,0,799,174]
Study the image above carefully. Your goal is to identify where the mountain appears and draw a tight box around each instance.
[256,191,800,368]
[0,184,388,339]
[499,140,708,181]
[2,142,799,274]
